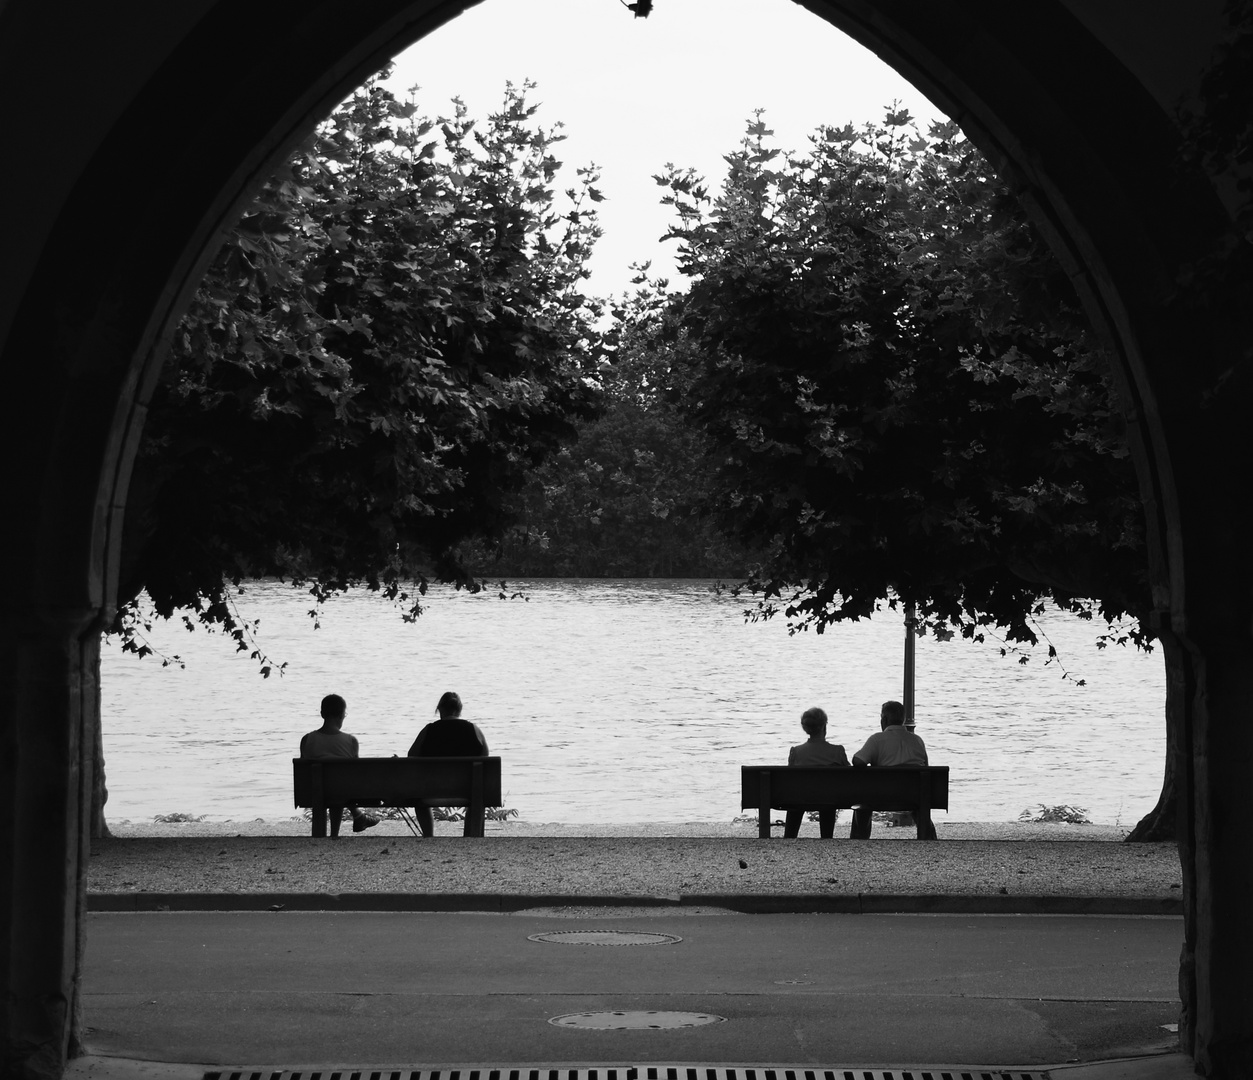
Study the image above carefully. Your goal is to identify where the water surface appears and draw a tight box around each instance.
[101,579,1165,826]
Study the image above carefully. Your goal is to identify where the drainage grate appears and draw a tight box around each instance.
[549,1011,725,1029]
[527,930,682,946]
[205,1066,1051,1080]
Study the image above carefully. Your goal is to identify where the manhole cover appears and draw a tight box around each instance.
[528,930,682,946]
[549,1010,725,1029]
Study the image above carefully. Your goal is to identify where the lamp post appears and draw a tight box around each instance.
[903,598,917,731]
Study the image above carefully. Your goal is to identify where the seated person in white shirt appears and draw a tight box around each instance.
[783,706,849,838]
[850,699,937,840]
[298,694,380,837]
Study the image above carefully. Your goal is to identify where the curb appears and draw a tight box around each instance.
[86,891,1182,916]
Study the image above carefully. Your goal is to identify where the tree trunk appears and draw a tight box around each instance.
[1124,630,1184,843]
[1124,755,1177,841]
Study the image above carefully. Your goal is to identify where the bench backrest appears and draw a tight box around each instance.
[293,756,503,807]
[740,765,949,811]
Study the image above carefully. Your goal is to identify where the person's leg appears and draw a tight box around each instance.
[783,809,804,838]
[850,808,872,839]
[414,806,434,838]
[818,807,836,839]
[349,803,380,832]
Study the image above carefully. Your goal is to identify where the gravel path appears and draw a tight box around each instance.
[91,819,1181,902]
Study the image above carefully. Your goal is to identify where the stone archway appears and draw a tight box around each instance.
[1,2,1249,1077]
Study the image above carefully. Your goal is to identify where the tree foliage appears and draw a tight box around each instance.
[457,310,753,578]
[1175,0,1253,400]
[649,111,1151,649]
[116,75,606,656]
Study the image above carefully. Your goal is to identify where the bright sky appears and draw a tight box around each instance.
[384,0,944,299]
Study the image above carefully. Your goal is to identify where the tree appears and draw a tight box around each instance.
[458,308,754,577]
[99,75,607,833]
[650,112,1165,832]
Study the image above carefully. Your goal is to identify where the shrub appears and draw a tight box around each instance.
[1019,804,1091,824]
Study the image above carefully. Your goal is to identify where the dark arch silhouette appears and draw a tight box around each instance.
[2,2,1249,1076]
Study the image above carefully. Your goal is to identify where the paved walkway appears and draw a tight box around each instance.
[72,907,1194,1079]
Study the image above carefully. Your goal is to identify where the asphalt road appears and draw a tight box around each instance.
[80,909,1184,1071]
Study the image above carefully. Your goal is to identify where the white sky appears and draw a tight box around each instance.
[384,0,945,299]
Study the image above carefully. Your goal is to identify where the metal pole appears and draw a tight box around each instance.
[903,598,917,730]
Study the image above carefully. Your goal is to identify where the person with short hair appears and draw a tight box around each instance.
[407,691,489,837]
[299,694,380,837]
[783,706,849,838]
[850,699,937,840]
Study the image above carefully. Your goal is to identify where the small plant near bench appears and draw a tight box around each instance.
[1019,803,1092,824]
[433,806,520,823]
[152,812,206,823]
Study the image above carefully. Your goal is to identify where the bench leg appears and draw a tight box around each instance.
[467,761,485,838]
[915,809,937,840]
[310,763,328,837]
[757,771,772,838]
[917,773,937,840]
[850,807,872,839]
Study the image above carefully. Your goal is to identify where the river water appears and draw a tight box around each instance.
[100,579,1165,826]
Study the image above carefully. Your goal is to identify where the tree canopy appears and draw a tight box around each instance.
[455,313,753,578]
[116,75,607,660]
[645,111,1150,651]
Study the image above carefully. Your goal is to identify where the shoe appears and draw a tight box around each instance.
[352,813,381,832]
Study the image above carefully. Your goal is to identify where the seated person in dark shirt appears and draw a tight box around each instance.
[298,693,380,837]
[783,706,849,838]
[407,691,489,837]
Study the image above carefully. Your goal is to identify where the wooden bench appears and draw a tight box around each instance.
[293,756,502,837]
[740,765,949,838]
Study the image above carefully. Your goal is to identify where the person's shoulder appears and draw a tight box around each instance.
[825,743,850,765]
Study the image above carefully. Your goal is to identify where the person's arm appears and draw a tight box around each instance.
[472,724,489,756]
[348,734,360,758]
[298,733,312,759]
[787,745,800,766]
[852,735,874,767]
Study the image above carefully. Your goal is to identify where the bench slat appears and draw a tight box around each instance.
[293,756,502,806]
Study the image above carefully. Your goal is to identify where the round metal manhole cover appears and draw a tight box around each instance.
[527,930,682,946]
[549,1010,725,1030]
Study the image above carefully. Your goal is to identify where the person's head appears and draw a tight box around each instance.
[800,706,828,737]
[880,700,906,729]
[435,691,463,719]
[320,693,347,726]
